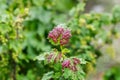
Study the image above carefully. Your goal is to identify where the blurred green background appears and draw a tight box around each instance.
[0,0,120,80]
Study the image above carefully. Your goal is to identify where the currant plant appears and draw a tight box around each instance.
[0,0,120,80]
[0,1,28,79]
[36,24,86,80]
[36,3,120,80]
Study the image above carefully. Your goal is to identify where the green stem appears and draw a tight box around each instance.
[60,45,67,59]
[60,46,63,51]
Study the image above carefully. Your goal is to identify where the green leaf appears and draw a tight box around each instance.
[32,0,44,6]
[29,7,52,23]
[77,3,85,12]
[54,63,62,71]
[35,52,48,61]
[62,48,70,54]
[53,14,67,24]
[63,68,72,79]
[42,71,54,80]
[0,23,11,34]
[80,58,86,64]
[54,0,75,12]
[53,72,61,79]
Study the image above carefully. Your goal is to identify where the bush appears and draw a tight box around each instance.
[0,0,120,80]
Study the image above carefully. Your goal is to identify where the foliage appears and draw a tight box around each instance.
[0,0,120,80]
[104,65,120,80]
